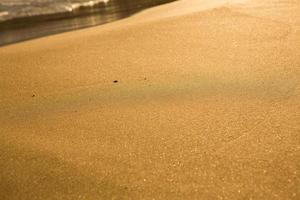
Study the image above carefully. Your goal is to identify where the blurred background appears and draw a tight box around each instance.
[0,0,176,45]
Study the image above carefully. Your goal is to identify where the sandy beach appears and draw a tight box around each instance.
[0,0,300,199]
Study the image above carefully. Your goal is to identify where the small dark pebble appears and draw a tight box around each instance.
[113,80,118,83]
[32,94,35,97]
[144,77,147,80]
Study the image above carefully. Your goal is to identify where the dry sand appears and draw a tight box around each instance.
[0,0,300,199]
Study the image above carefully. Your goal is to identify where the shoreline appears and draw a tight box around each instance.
[0,0,177,46]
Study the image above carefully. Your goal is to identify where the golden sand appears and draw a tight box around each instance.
[0,0,299,199]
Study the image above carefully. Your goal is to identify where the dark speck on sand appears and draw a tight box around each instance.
[113,80,118,83]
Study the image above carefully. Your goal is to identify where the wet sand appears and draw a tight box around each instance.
[0,0,300,199]
[0,0,176,46]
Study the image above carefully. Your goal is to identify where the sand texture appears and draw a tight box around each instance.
[0,0,300,199]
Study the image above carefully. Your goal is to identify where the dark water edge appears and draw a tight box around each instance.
[0,0,176,47]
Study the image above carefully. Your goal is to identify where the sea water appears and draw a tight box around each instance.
[0,0,176,45]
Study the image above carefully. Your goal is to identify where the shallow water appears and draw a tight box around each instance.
[0,0,176,46]
[0,0,107,22]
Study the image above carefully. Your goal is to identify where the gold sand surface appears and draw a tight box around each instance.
[0,0,300,199]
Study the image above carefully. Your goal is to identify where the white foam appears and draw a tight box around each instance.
[0,11,9,17]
